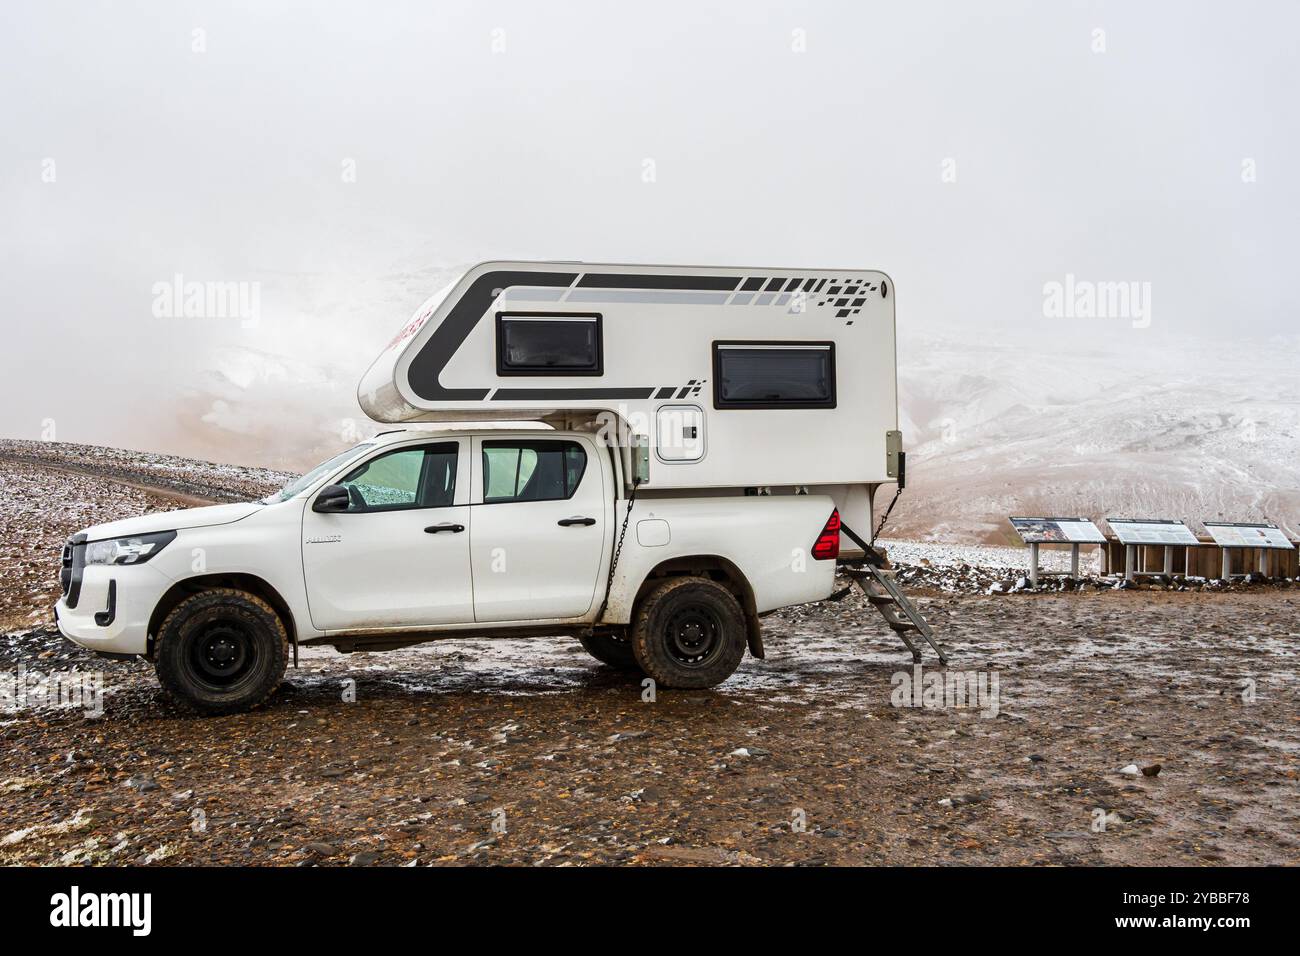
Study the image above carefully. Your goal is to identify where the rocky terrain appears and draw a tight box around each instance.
[0,442,1296,866]
[0,439,292,507]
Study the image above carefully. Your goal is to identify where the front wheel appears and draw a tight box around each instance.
[154,588,289,715]
[630,577,747,689]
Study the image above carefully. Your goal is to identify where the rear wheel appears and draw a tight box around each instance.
[154,588,289,715]
[630,577,747,689]
[577,630,641,671]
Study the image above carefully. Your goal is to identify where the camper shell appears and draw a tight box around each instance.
[359,261,902,545]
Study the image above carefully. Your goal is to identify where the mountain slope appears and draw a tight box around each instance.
[887,332,1300,543]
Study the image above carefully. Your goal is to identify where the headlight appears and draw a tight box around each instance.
[84,531,177,566]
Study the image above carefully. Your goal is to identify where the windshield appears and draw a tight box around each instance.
[260,443,376,504]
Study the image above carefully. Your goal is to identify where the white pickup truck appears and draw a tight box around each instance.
[55,428,841,713]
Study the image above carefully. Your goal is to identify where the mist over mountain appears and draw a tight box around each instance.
[889,330,1300,543]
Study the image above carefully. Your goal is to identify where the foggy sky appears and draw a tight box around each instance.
[2,0,1297,468]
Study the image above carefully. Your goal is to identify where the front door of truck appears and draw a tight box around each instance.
[469,436,607,622]
[301,440,474,631]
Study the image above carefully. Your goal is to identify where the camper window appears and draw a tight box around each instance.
[712,342,836,409]
[482,439,588,504]
[496,313,603,376]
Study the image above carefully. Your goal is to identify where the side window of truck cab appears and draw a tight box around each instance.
[470,436,605,622]
[337,442,459,511]
[481,440,587,503]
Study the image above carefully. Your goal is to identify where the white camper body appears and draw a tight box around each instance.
[359,261,902,542]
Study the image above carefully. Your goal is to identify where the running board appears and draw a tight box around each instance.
[843,566,949,665]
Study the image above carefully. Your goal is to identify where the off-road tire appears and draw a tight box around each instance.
[630,577,747,689]
[578,629,641,671]
[154,588,289,715]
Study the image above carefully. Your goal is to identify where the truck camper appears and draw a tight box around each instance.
[56,262,928,713]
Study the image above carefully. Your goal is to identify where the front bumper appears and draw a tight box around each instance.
[55,562,171,656]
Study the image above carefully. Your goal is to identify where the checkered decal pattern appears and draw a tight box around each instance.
[737,275,888,323]
[653,379,705,400]
[813,277,886,320]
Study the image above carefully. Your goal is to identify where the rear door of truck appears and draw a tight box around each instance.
[468,434,607,621]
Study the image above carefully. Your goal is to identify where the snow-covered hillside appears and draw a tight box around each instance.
[888,331,1300,543]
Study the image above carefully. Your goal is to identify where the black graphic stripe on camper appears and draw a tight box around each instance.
[576,273,741,292]
[493,387,655,400]
[407,269,577,401]
[409,268,802,403]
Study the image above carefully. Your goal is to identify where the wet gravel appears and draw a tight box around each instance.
[2,588,1296,866]
[0,446,1296,866]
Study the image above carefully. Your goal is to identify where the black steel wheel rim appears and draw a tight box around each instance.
[664,605,723,667]
[187,621,258,690]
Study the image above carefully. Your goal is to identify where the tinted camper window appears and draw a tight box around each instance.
[496,313,603,375]
[713,342,836,409]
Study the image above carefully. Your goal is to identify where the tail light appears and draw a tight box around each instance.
[811,509,841,561]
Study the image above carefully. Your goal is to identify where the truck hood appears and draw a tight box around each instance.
[81,502,265,541]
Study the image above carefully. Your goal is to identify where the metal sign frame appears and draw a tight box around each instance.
[1105,518,1198,581]
[1008,516,1106,585]
[1203,521,1296,579]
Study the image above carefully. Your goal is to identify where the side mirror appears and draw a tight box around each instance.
[312,484,351,513]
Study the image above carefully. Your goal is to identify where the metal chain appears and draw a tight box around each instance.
[870,485,903,546]
[595,480,638,623]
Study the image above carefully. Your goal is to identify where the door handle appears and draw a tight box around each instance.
[424,523,465,534]
[557,516,597,527]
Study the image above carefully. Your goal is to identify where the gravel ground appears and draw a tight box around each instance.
[0,444,1296,866]
[877,537,1101,574]
[0,439,291,508]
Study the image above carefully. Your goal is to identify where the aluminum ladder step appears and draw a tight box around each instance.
[844,566,949,665]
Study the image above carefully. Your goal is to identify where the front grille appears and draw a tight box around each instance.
[59,541,73,596]
[61,534,87,608]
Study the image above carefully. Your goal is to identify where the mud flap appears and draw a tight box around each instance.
[746,615,765,660]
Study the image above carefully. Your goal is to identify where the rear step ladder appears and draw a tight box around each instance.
[843,565,949,665]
